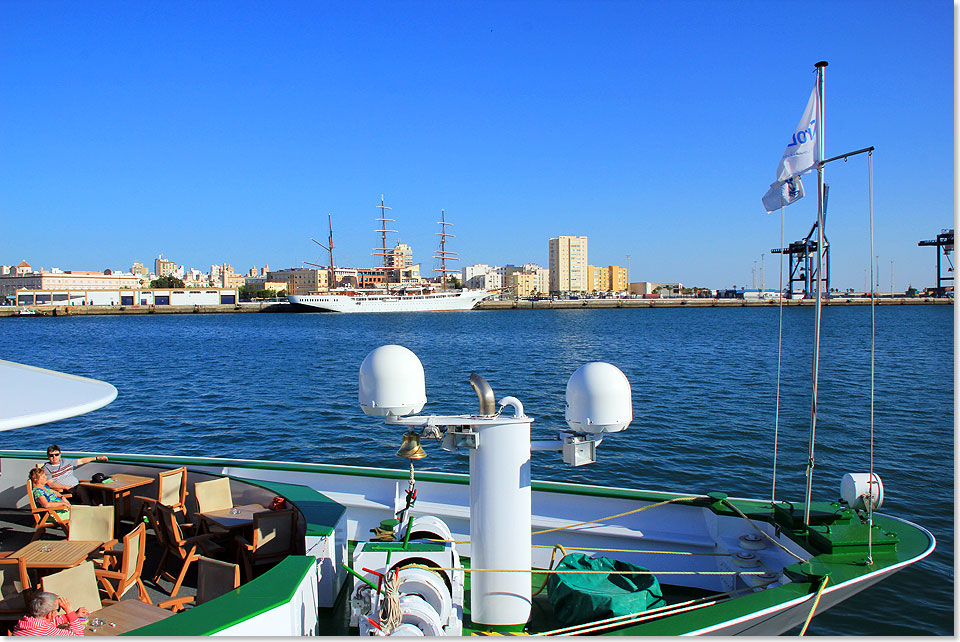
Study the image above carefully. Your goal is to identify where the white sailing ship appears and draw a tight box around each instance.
[289,286,492,313]
[289,200,493,313]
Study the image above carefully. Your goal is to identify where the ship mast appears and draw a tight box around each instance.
[433,209,459,291]
[310,213,336,290]
[372,195,397,288]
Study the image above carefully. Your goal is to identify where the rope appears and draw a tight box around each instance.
[425,538,732,558]
[772,204,785,503]
[402,564,768,577]
[531,496,698,536]
[532,545,731,557]
[377,567,402,633]
[867,150,876,565]
[531,545,567,596]
[721,499,806,563]
[798,575,830,636]
[534,581,779,636]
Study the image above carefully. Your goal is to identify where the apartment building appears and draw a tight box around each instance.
[154,254,176,278]
[587,265,629,293]
[586,265,610,292]
[548,236,588,294]
[268,268,329,295]
[609,265,628,292]
[502,264,548,297]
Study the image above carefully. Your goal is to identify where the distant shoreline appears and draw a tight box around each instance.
[0,296,950,317]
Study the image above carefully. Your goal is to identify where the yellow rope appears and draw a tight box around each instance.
[402,564,768,576]
[427,540,728,558]
[798,575,830,636]
[531,545,567,596]
[532,545,731,557]
[532,496,699,536]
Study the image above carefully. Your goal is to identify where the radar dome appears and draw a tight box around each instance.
[359,345,427,417]
[565,362,632,433]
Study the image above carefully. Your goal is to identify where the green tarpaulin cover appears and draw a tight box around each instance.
[546,553,666,626]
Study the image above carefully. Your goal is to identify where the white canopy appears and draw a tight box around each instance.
[0,360,117,432]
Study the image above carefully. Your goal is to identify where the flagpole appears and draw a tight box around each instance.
[803,60,828,527]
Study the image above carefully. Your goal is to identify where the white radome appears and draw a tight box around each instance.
[565,362,632,433]
[359,345,427,417]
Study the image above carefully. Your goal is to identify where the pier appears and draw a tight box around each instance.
[476,297,952,310]
[0,296,949,317]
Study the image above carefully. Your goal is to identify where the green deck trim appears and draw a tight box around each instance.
[124,556,316,636]
[360,541,447,553]
[231,476,346,537]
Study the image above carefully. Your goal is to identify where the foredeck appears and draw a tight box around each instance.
[0,452,937,636]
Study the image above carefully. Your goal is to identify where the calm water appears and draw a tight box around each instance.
[0,306,952,635]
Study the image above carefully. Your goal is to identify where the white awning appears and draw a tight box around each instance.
[0,360,117,432]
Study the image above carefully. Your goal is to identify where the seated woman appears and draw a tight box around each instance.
[29,467,72,523]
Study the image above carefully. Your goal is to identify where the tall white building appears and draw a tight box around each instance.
[548,236,588,294]
[462,264,501,289]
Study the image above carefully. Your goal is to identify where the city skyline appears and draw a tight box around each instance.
[1,2,952,291]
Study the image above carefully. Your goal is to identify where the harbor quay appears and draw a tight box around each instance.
[0,296,949,317]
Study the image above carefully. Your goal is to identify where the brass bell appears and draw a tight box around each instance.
[396,432,427,459]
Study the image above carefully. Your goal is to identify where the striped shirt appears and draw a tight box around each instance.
[42,459,79,489]
[11,612,83,636]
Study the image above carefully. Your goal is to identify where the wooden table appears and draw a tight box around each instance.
[199,504,266,532]
[10,540,103,571]
[79,473,153,528]
[81,599,173,636]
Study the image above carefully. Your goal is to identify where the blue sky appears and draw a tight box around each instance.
[0,1,953,290]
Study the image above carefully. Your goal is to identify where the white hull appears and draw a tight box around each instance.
[288,289,491,313]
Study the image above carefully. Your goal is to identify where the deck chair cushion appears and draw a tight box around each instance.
[160,467,187,508]
[195,556,240,605]
[194,478,232,514]
[254,510,295,557]
[41,561,103,613]
[0,560,26,612]
[68,505,115,542]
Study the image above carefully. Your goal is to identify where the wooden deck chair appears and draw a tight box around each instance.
[152,502,223,598]
[157,556,240,613]
[193,478,233,536]
[26,479,69,541]
[68,505,117,565]
[235,509,297,582]
[40,561,111,614]
[0,557,30,616]
[96,522,151,604]
[135,466,189,525]
[194,478,233,514]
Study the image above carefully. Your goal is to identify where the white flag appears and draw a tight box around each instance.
[762,82,819,212]
[762,175,805,212]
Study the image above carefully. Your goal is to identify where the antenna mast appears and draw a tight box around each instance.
[433,209,459,291]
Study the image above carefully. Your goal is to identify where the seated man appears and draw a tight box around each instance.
[11,592,89,636]
[29,467,72,522]
[42,444,108,506]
